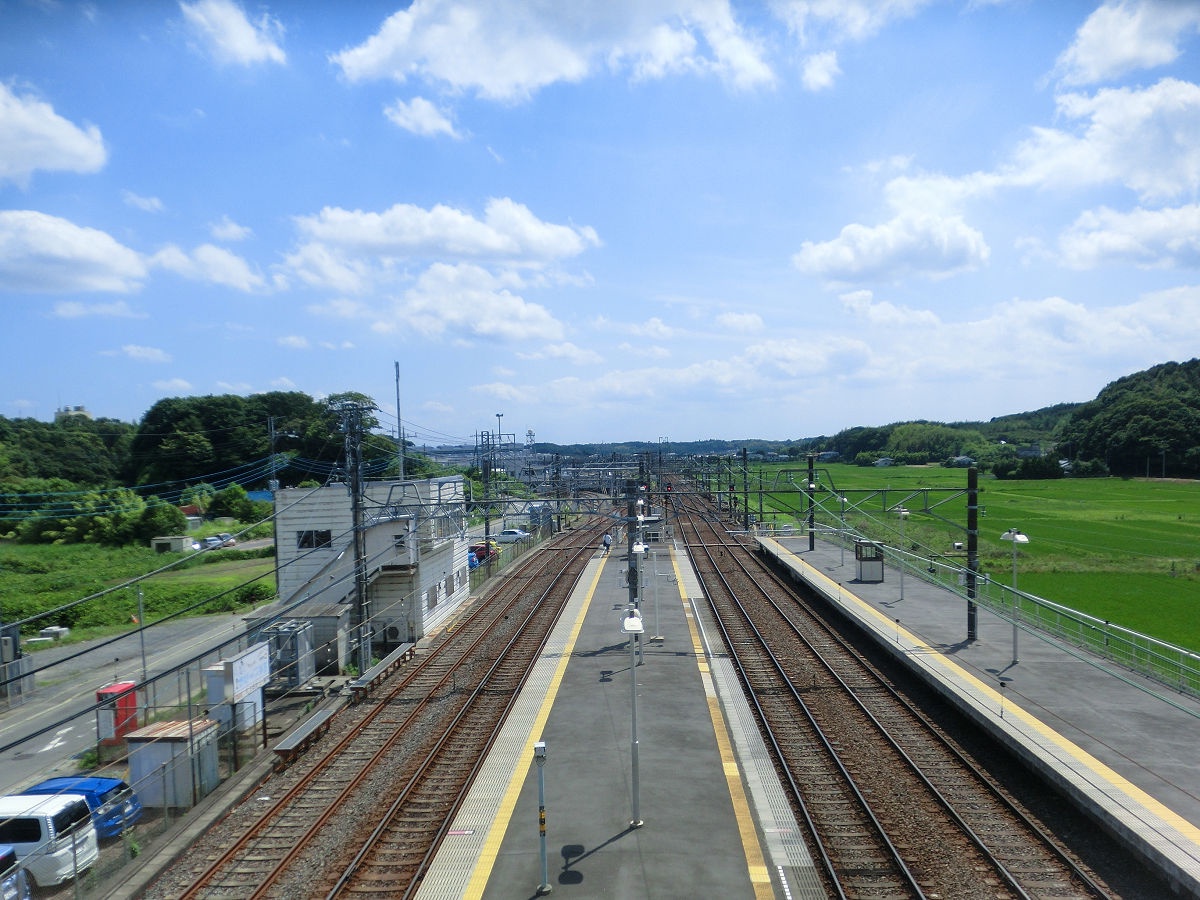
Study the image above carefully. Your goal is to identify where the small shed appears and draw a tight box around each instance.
[151,535,193,553]
[126,718,220,808]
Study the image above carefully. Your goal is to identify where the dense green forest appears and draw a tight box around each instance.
[2,360,1197,547]
[0,391,439,545]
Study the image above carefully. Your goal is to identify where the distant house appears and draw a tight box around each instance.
[874,457,894,467]
[817,451,841,462]
[54,405,92,422]
[949,456,975,467]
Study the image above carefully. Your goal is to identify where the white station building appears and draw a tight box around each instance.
[271,476,471,664]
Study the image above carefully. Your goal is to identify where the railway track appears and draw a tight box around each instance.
[674,495,1115,900]
[148,520,608,900]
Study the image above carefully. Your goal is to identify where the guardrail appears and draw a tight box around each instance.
[802,524,1200,702]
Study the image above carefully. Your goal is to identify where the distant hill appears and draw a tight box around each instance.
[3,360,1197,486]
[1057,359,1200,478]
[534,359,1200,479]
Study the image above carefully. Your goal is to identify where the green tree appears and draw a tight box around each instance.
[135,500,188,543]
[209,483,255,521]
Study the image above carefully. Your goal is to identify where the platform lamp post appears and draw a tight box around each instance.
[534,741,551,895]
[896,507,909,601]
[632,531,646,665]
[838,496,848,566]
[621,607,645,828]
[1001,528,1029,664]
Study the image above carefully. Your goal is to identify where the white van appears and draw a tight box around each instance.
[0,794,98,888]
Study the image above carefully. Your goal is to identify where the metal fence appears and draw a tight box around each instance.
[789,521,1200,701]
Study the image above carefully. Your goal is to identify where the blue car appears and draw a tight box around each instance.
[0,843,32,900]
[21,777,142,840]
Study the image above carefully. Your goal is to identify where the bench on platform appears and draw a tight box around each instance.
[273,706,338,767]
[349,643,416,703]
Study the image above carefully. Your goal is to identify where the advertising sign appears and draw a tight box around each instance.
[226,642,270,702]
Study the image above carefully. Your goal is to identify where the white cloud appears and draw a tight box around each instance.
[1058,204,1200,269]
[119,344,171,363]
[180,0,286,66]
[331,0,773,101]
[632,316,675,339]
[1056,0,1200,86]
[121,190,164,213]
[292,198,599,268]
[741,335,871,378]
[211,215,252,241]
[801,50,840,91]
[837,289,941,326]
[793,213,989,281]
[385,261,565,342]
[306,298,373,318]
[1008,79,1200,203]
[887,79,1200,213]
[278,334,309,349]
[151,243,266,291]
[284,243,372,294]
[384,96,460,138]
[715,311,763,332]
[0,82,106,186]
[53,301,144,319]
[153,377,194,392]
[0,210,145,292]
[517,341,604,365]
[827,77,1200,278]
[772,0,931,44]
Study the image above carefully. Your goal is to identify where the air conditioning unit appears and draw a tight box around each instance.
[384,625,403,643]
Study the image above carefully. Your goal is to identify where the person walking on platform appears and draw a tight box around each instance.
[602,532,612,555]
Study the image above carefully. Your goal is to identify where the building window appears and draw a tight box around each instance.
[297,529,332,549]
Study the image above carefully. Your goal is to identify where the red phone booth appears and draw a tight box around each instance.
[96,680,138,746]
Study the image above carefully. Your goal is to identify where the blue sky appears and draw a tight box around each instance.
[3,1,1199,446]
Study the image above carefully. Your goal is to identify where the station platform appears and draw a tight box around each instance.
[415,542,820,900]
[415,534,1200,899]
[764,533,1200,898]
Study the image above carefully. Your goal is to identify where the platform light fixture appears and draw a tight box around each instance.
[621,607,644,828]
[1001,528,1029,664]
[533,741,551,895]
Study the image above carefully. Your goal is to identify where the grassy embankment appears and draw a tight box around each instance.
[0,542,276,644]
[752,462,1200,651]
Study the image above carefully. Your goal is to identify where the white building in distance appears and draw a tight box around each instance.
[273,476,470,658]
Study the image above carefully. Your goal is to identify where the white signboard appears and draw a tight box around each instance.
[226,642,270,702]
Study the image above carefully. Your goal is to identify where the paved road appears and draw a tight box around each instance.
[0,612,254,794]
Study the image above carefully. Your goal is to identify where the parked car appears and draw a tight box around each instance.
[0,844,31,900]
[496,528,531,544]
[0,794,98,888]
[21,776,142,840]
[469,540,499,562]
[218,532,236,547]
[202,536,223,550]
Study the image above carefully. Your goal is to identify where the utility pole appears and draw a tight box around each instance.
[741,448,750,530]
[394,361,405,481]
[340,402,373,673]
[966,466,979,642]
[807,453,816,551]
